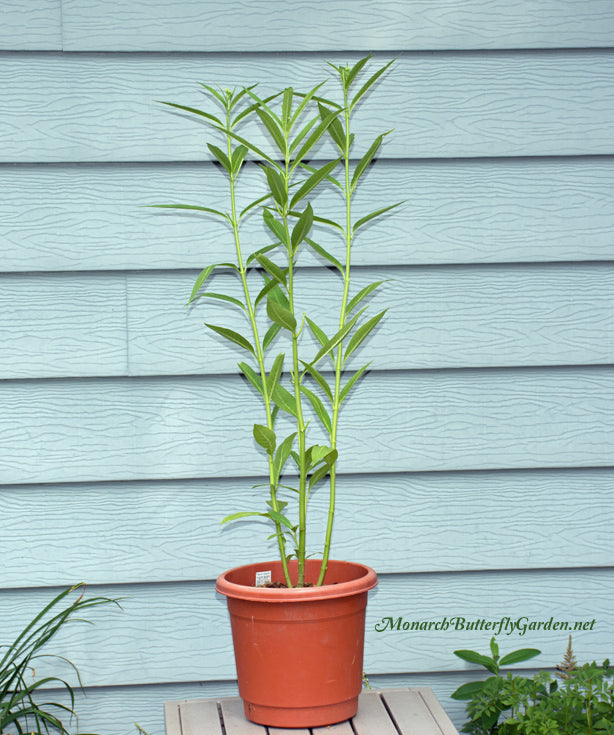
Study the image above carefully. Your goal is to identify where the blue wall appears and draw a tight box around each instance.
[1,2,613,733]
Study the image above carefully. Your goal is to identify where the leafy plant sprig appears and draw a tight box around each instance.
[155,56,399,587]
[451,637,614,735]
[0,583,120,735]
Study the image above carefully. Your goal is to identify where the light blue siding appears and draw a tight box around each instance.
[3,159,614,272]
[0,0,62,50]
[60,0,614,51]
[1,3,613,735]
[2,468,613,589]
[2,52,614,162]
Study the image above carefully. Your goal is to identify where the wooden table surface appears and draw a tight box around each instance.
[164,687,460,735]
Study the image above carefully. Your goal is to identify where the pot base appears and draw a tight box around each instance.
[243,694,358,728]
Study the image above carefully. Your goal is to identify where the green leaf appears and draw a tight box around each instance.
[205,323,255,355]
[254,274,280,307]
[194,292,246,310]
[305,237,344,272]
[272,383,298,417]
[256,107,286,154]
[310,310,364,367]
[288,115,318,155]
[351,132,391,191]
[350,58,395,111]
[298,161,342,190]
[263,323,281,351]
[240,191,276,219]
[187,265,216,304]
[198,84,226,105]
[339,363,371,403]
[289,81,327,128]
[345,54,372,88]
[490,637,499,661]
[281,87,293,129]
[499,649,542,666]
[346,280,388,314]
[263,209,289,247]
[308,450,338,491]
[253,424,276,454]
[238,362,263,395]
[291,203,314,250]
[343,310,386,362]
[247,242,281,268]
[300,385,332,433]
[226,129,281,169]
[301,362,333,402]
[255,253,287,285]
[221,510,265,525]
[453,650,498,674]
[267,298,296,332]
[150,203,229,220]
[231,144,249,173]
[289,158,341,210]
[290,107,342,173]
[207,143,231,173]
[266,352,285,394]
[353,201,404,233]
[263,165,287,208]
[158,101,223,127]
[318,101,346,150]
[274,432,296,479]
[450,681,485,701]
[265,509,295,530]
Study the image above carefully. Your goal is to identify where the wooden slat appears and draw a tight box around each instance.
[180,699,223,735]
[60,0,614,52]
[3,158,614,272]
[352,689,400,735]
[418,688,462,735]
[0,570,610,688]
[2,52,614,162]
[164,701,183,735]
[0,0,62,50]
[382,688,454,734]
[1,467,612,588]
[1,368,613,485]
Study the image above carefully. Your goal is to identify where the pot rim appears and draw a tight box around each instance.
[215,559,378,602]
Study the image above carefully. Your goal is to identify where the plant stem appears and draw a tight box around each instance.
[317,77,353,587]
[225,104,292,587]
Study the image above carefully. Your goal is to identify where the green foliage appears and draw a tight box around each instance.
[0,584,120,734]
[451,637,614,735]
[156,56,399,587]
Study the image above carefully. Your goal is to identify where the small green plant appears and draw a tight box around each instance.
[156,55,399,587]
[0,583,119,735]
[451,637,614,734]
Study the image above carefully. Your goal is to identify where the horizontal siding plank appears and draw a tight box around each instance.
[0,570,610,687]
[2,468,612,588]
[2,52,614,162]
[2,263,612,379]
[3,158,614,272]
[0,368,613,484]
[127,264,614,375]
[60,0,614,52]
[0,274,127,378]
[0,0,62,50]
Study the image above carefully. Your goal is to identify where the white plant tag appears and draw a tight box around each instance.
[255,570,272,586]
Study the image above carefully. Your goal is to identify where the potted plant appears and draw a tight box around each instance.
[156,55,399,728]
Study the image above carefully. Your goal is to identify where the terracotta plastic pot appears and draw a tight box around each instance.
[215,558,378,728]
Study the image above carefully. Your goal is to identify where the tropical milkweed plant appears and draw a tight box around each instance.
[156,56,399,587]
[0,584,119,734]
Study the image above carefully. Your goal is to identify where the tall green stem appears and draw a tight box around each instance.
[317,82,353,586]
[225,106,292,587]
